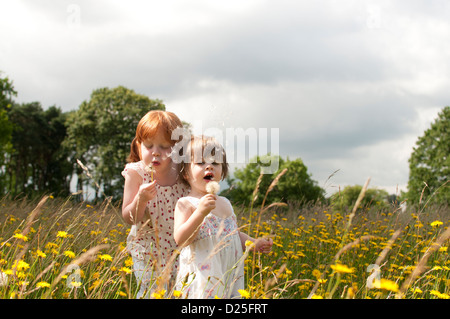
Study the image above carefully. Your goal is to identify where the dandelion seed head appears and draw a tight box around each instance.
[206,181,220,195]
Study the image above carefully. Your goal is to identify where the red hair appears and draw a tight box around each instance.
[127,110,183,163]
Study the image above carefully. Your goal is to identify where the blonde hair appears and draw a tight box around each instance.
[127,110,183,163]
[180,135,229,186]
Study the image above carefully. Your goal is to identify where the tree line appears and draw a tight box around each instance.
[0,72,448,207]
[1,73,164,201]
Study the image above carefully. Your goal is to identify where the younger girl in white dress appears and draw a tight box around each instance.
[174,136,272,298]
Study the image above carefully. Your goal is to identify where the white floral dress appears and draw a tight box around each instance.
[175,196,244,299]
[122,161,189,298]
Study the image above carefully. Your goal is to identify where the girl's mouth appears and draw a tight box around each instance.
[203,173,214,181]
[152,161,160,166]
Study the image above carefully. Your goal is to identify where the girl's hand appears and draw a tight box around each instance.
[138,181,157,202]
[255,237,273,254]
[198,194,216,216]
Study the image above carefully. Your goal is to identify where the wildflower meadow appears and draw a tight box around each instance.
[0,176,449,299]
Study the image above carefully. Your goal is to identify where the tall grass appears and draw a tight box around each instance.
[237,176,449,299]
[0,195,133,298]
[0,178,449,299]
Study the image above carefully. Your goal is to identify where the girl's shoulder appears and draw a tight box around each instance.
[178,196,199,207]
[177,195,232,209]
[175,196,198,213]
[121,161,146,179]
[217,195,233,207]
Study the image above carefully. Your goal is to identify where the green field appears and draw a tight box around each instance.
[0,189,448,299]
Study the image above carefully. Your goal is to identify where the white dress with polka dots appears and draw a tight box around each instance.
[122,161,189,298]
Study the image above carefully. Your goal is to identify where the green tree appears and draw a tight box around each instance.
[5,103,71,196]
[407,106,449,205]
[64,86,165,200]
[0,72,16,110]
[330,185,390,212]
[225,154,325,207]
[0,73,16,193]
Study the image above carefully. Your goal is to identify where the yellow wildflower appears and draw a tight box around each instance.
[89,279,102,290]
[64,250,76,259]
[412,287,423,294]
[377,279,399,292]
[124,257,133,267]
[151,289,166,299]
[36,281,51,288]
[238,289,251,299]
[432,266,442,271]
[312,269,321,279]
[13,233,28,242]
[3,269,13,276]
[68,281,82,288]
[173,290,182,298]
[13,260,30,272]
[119,267,132,274]
[36,250,46,258]
[430,290,450,299]
[430,220,443,227]
[57,231,69,238]
[310,294,323,299]
[330,263,354,274]
[99,254,113,261]
[245,240,255,249]
[346,283,358,298]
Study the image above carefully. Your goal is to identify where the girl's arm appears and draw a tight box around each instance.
[122,169,157,224]
[239,231,273,254]
[174,195,216,247]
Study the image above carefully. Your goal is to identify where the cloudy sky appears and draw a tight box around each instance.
[1,0,449,196]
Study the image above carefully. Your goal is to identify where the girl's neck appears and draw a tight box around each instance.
[188,189,207,198]
[153,164,178,187]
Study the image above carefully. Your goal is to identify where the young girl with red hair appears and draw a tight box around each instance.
[121,110,189,298]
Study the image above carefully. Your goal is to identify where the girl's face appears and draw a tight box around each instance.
[188,160,222,195]
[140,128,173,173]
